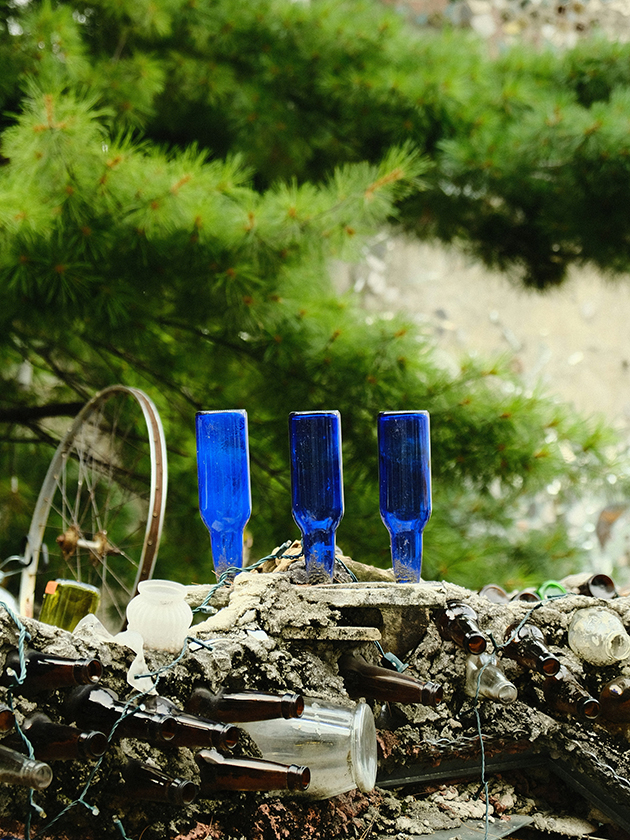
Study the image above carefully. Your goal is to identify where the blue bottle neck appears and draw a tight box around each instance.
[301,529,337,583]
[210,528,245,577]
[389,529,423,584]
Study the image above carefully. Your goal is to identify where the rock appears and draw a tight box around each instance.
[1,577,629,839]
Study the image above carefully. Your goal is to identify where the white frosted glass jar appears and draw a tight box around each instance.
[125,580,192,653]
[568,607,630,666]
[240,698,377,799]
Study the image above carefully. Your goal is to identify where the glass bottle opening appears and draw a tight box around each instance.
[350,702,377,793]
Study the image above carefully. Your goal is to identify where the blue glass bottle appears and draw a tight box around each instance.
[289,411,344,582]
[378,411,432,583]
[195,410,252,577]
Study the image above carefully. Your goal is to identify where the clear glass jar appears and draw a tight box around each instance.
[239,698,377,799]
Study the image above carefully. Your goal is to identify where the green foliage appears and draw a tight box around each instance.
[0,0,627,602]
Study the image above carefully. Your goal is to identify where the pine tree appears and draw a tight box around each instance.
[0,0,626,598]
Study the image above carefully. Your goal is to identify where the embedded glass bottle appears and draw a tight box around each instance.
[186,688,305,723]
[142,695,238,750]
[64,685,178,744]
[378,411,431,583]
[568,607,630,666]
[465,652,517,704]
[542,665,600,721]
[289,411,344,582]
[122,759,198,805]
[196,749,310,794]
[239,698,377,800]
[1,649,102,695]
[0,704,14,734]
[9,713,108,762]
[502,623,560,676]
[338,654,442,707]
[0,744,53,790]
[195,410,252,576]
[436,601,488,655]
[599,676,630,722]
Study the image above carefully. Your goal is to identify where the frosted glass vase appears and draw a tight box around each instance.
[568,607,630,666]
[126,580,193,653]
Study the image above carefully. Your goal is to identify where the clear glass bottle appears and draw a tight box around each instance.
[502,623,560,676]
[542,665,600,721]
[0,744,53,790]
[1,649,102,695]
[122,759,198,805]
[186,688,304,723]
[436,601,488,655]
[338,654,442,706]
[377,411,431,583]
[465,652,517,704]
[195,749,310,794]
[568,607,630,666]
[239,698,377,800]
[195,409,252,576]
[289,411,344,583]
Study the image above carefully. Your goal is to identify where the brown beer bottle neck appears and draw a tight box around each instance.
[2,650,102,695]
[0,704,15,734]
[437,601,488,655]
[195,749,310,794]
[122,760,198,806]
[18,712,108,761]
[338,654,442,706]
[599,676,630,722]
[142,695,238,750]
[186,688,304,723]
[64,685,178,745]
[542,666,600,721]
[502,623,560,676]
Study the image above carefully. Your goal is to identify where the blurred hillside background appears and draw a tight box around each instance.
[341,0,630,585]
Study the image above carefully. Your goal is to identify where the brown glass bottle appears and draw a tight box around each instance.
[542,665,600,721]
[502,623,560,676]
[186,688,305,723]
[0,704,15,734]
[338,654,443,706]
[142,695,238,751]
[599,676,630,722]
[436,601,488,655]
[121,759,198,806]
[9,712,109,761]
[1,650,102,695]
[64,685,178,745]
[195,749,310,794]
[577,573,618,600]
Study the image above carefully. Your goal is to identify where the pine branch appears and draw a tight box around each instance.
[0,402,85,423]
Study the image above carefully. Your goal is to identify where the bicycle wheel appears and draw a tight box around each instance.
[18,385,167,631]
